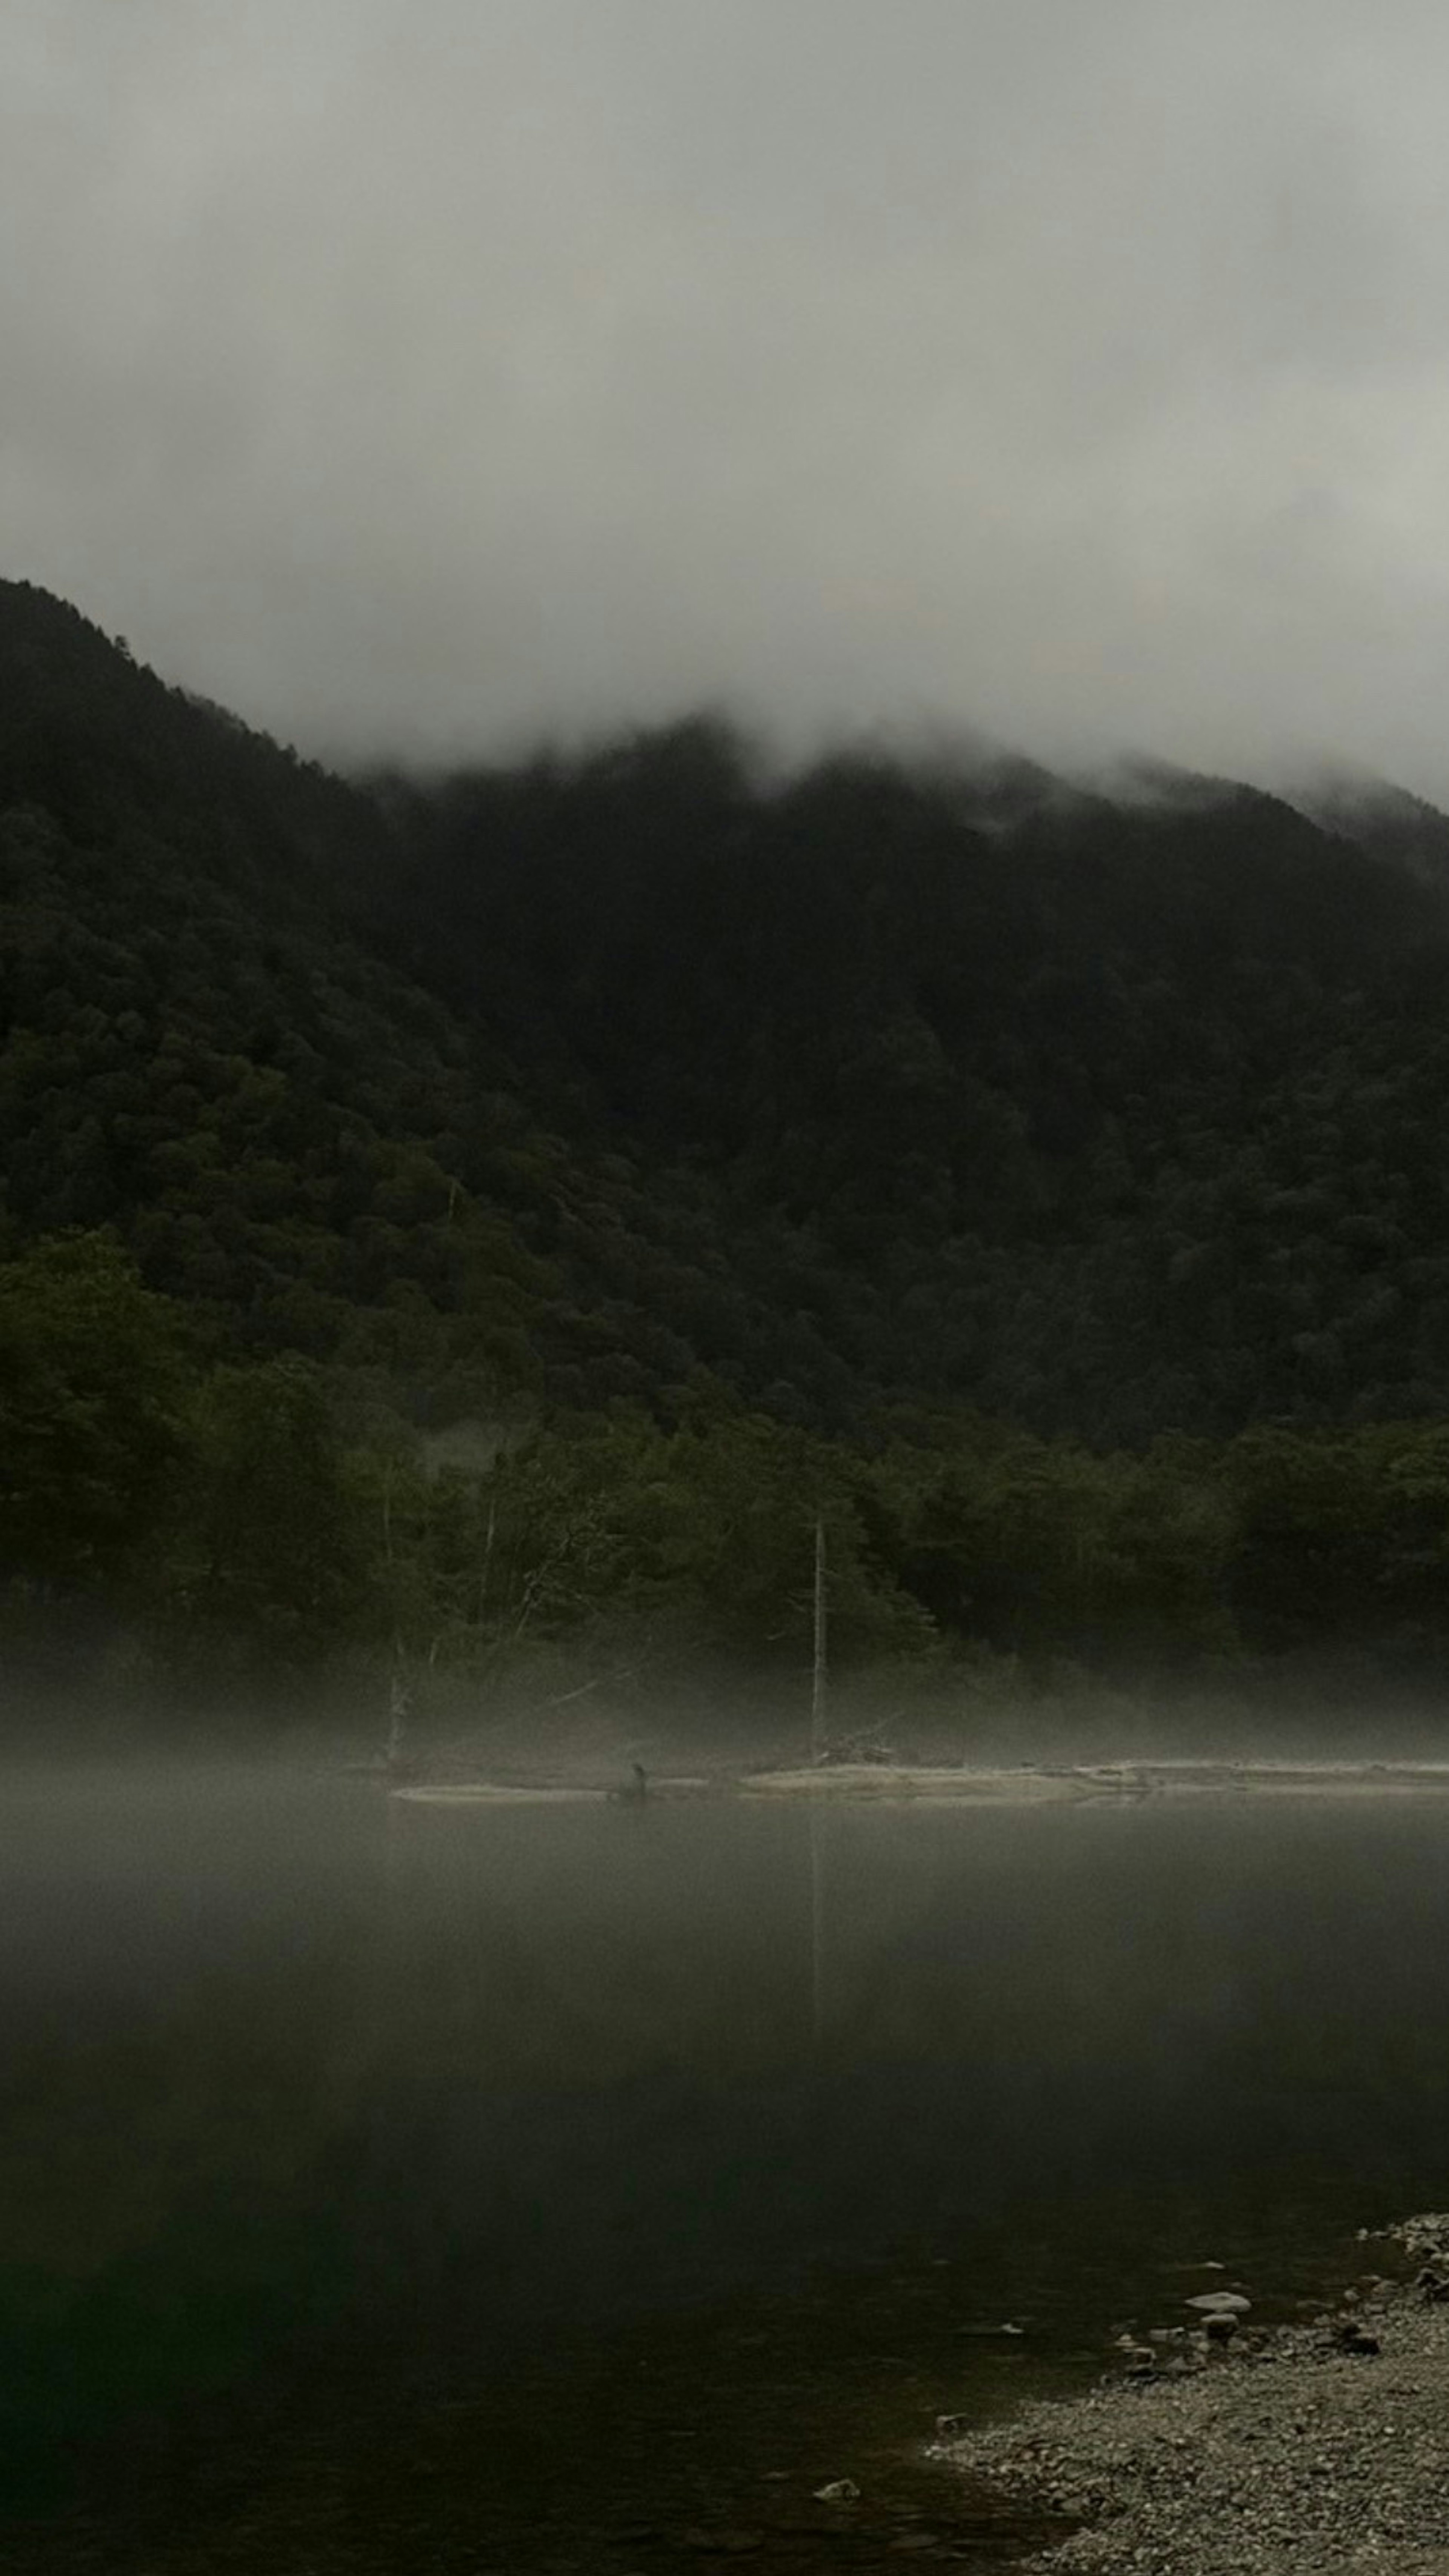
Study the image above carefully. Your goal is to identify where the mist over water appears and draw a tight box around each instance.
[5,1761,1449,2566]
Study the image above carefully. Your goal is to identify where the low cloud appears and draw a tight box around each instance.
[8,0,1449,792]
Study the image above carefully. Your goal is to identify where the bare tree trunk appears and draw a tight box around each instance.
[386,1655,410,1770]
[477,1499,496,1630]
[809,1795,827,2050]
[811,1515,829,1764]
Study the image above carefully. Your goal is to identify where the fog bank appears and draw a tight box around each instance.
[10,3,1449,793]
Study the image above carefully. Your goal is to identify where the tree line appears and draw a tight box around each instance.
[6,1232,1449,1738]
[9,581,1449,1739]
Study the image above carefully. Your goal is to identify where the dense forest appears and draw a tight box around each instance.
[6,578,1449,1739]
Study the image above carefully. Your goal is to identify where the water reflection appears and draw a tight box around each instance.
[3,1771,1449,2564]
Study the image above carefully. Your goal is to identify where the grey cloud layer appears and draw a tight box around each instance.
[7,0,1449,786]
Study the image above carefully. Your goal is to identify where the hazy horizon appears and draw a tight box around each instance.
[10,3,1449,796]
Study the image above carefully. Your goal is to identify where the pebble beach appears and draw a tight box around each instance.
[945,2219,1449,2574]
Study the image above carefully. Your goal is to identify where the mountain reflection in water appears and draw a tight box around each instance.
[3,1768,1449,2568]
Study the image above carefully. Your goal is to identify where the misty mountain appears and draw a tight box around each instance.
[6,578,1449,1446]
[1280,766,1449,893]
[377,712,1449,1440]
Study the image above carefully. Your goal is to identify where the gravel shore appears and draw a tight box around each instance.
[944,2219,1449,2574]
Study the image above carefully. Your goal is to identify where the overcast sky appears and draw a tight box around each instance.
[9,1,1449,789]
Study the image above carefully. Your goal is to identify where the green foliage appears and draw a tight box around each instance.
[170,1359,376,1668]
[12,584,1449,1717]
[5,1230,1449,1708]
[14,577,1449,1447]
[385,729,1449,1441]
[467,1412,935,1667]
[0,1231,189,1596]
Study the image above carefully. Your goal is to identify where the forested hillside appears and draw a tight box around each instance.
[6,578,1449,1724]
[383,722,1449,1443]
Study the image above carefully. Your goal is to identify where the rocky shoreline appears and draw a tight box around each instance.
[943,2217,1449,2572]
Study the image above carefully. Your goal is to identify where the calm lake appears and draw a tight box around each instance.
[4,1765,1449,2570]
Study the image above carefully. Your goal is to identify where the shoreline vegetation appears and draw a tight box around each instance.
[942,2216,1449,2572]
[20,590,1449,1758]
[15,1229,1449,1768]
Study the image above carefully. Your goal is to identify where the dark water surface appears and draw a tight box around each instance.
[3,1768,1449,2570]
